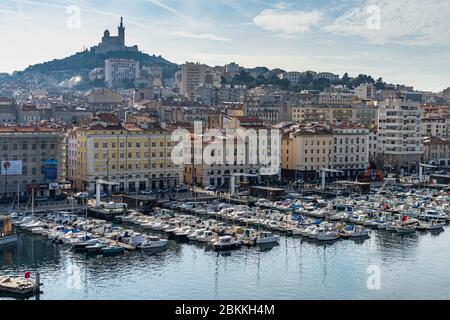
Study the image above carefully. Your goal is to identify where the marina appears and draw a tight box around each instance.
[1,185,450,299]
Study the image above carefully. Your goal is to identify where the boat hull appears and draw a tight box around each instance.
[0,234,18,246]
[213,243,241,251]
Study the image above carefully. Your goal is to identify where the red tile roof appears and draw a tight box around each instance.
[0,126,59,133]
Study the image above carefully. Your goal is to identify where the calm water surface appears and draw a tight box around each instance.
[1,227,449,300]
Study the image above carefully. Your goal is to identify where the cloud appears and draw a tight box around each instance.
[323,0,450,46]
[169,31,229,42]
[147,0,190,21]
[219,0,252,19]
[253,5,323,35]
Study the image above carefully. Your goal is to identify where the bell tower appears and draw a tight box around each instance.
[118,17,125,46]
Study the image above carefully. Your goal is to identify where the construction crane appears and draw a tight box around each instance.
[230,173,258,197]
[95,179,119,208]
[418,163,437,183]
[318,168,344,191]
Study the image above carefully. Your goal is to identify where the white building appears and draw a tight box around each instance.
[319,92,357,105]
[421,118,449,138]
[368,127,380,165]
[225,62,240,74]
[330,124,370,178]
[315,72,339,82]
[105,58,139,88]
[278,72,303,86]
[378,98,422,171]
[177,62,211,100]
[354,83,376,100]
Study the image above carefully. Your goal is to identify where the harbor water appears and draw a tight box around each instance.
[1,227,450,300]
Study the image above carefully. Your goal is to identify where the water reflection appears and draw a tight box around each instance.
[1,227,449,300]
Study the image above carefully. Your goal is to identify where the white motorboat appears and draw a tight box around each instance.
[416,220,445,231]
[149,221,161,231]
[299,225,316,237]
[138,236,168,250]
[317,230,340,241]
[188,229,206,241]
[197,230,216,243]
[141,222,154,230]
[418,210,447,223]
[13,216,32,227]
[127,233,147,246]
[22,220,46,231]
[31,227,46,235]
[212,236,241,251]
[255,231,280,245]
[342,225,370,238]
[307,226,319,239]
[292,226,305,236]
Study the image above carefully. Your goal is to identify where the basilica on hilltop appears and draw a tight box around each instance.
[91,17,139,54]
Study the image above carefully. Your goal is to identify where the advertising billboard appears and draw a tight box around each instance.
[43,159,58,181]
[1,160,22,175]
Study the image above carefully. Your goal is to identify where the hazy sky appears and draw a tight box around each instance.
[1,0,449,92]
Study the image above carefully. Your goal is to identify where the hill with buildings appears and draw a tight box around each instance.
[9,17,178,89]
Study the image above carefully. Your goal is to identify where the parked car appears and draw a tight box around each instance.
[139,190,154,195]
[204,186,216,192]
[92,192,108,199]
[175,184,188,192]
[74,192,89,199]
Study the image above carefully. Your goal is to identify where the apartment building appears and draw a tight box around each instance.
[378,98,422,172]
[0,97,18,125]
[422,136,450,168]
[281,123,333,181]
[183,135,261,188]
[67,113,182,194]
[330,124,370,178]
[0,126,64,199]
[177,62,211,100]
[105,58,140,89]
[421,118,449,138]
[318,93,357,105]
[291,103,379,125]
[281,122,369,181]
[355,83,376,100]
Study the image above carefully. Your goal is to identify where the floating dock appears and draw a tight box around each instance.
[0,275,41,298]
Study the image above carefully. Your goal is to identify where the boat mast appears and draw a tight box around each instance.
[31,188,34,218]
[17,181,19,212]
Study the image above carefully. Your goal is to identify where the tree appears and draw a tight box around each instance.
[375,77,386,90]
[312,78,331,91]
[341,73,350,87]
